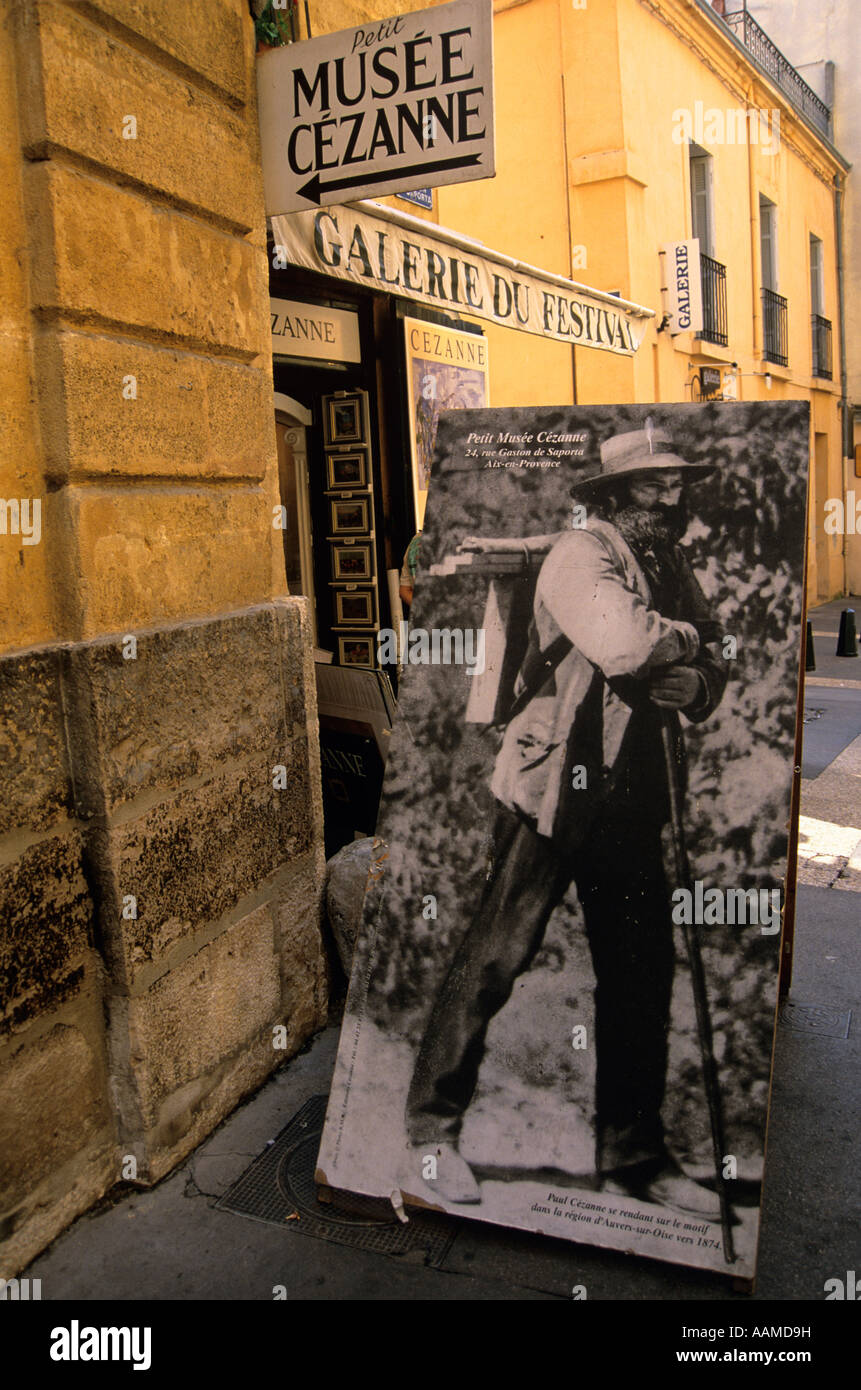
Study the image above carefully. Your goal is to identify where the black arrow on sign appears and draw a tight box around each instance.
[297,154,482,206]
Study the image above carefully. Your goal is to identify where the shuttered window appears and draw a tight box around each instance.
[810,234,824,315]
[690,154,713,257]
[759,196,777,290]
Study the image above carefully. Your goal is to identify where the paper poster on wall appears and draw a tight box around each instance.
[316,401,809,1282]
[404,316,488,530]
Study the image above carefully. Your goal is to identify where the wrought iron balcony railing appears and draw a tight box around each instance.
[811,314,832,380]
[699,253,728,347]
[762,288,788,367]
[722,10,831,137]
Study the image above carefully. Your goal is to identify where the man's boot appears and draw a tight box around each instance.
[601,1157,731,1223]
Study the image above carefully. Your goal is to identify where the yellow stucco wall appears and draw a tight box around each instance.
[435,0,848,602]
[437,0,575,405]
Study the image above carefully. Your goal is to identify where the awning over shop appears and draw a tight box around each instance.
[271,201,654,357]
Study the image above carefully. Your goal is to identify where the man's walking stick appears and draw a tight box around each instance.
[660,715,737,1264]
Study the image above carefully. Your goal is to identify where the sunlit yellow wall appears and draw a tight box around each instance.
[619,0,843,602]
[437,0,574,406]
[434,0,847,602]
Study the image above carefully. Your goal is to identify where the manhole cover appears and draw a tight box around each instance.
[278,1133,399,1228]
[216,1094,458,1263]
[779,1000,851,1038]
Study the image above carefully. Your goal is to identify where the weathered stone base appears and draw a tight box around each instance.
[0,994,117,1272]
[0,600,326,1273]
[109,853,329,1183]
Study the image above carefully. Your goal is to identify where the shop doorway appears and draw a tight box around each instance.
[274,395,316,643]
[267,271,486,848]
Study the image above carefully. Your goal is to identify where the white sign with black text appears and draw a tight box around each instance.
[662,240,703,336]
[272,204,653,356]
[270,296,361,362]
[257,0,494,214]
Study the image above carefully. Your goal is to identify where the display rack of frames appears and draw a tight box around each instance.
[323,388,379,668]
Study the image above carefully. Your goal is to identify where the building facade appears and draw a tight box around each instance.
[0,0,851,1272]
[265,0,851,625]
[744,0,861,593]
[0,0,329,1274]
[436,0,851,601]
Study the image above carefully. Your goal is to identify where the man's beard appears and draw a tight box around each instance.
[612,499,688,550]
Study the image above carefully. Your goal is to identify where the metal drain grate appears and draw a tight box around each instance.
[780,1000,852,1039]
[216,1094,458,1263]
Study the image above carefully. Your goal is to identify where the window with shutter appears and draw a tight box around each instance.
[810,235,823,315]
[690,154,713,256]
[759,197,777,290]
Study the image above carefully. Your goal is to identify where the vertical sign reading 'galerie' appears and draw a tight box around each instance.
[317,402,808,1282]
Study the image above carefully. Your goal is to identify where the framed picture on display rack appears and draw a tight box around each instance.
[338,635,376,669]
[331,545,374,582]
[325,394,364,446]
[326,451,368,491]
[330,498,371,536]
[333,588,377,628]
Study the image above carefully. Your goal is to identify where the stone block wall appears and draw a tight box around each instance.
[0,0,327,1273]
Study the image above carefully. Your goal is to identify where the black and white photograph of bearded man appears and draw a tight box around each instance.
[317,402,808,1278]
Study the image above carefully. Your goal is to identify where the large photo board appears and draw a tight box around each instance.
[317,402,809,1280]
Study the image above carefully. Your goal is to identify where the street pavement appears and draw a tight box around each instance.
[25,600,860,1301]
[801,598,861,889]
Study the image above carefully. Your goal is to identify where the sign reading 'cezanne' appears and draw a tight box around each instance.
[257,0,494,213]
[270,296,361,362]
[271,204,653,355]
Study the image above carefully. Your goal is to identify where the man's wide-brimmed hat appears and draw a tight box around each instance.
[572,421,715,492]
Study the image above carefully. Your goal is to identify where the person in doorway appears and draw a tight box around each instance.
[405,424,728,1218]
[399,531,422,612]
